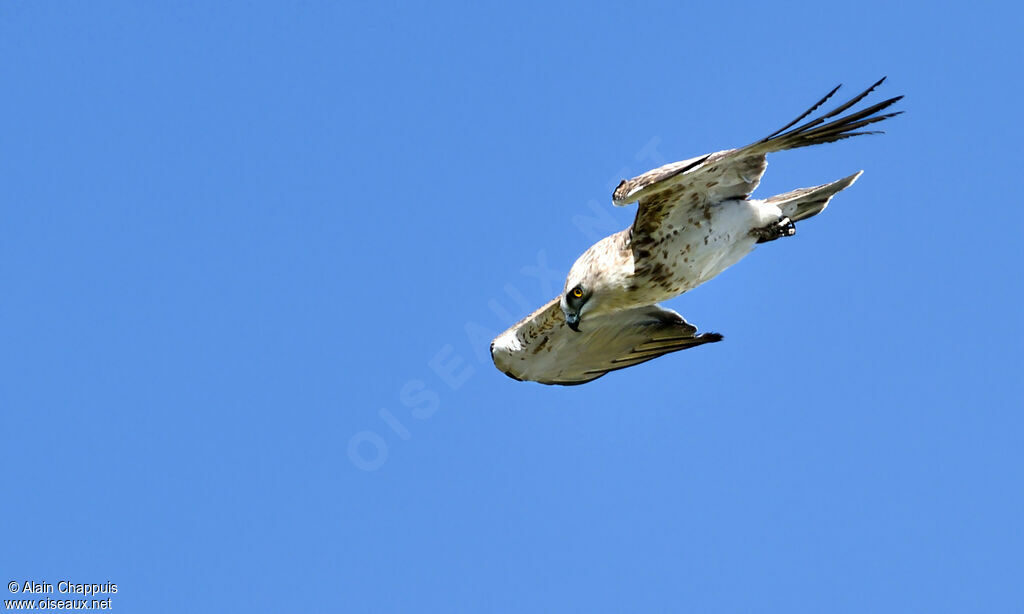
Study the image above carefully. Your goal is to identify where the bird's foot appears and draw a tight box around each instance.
[753,217,796,243]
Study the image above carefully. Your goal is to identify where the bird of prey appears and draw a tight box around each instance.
[490,78,902,385]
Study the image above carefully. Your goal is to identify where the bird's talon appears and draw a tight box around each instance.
[754,217,796,243]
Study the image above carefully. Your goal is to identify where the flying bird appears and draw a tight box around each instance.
[491,78,902,385]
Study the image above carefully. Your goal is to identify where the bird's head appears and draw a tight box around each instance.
[560,257,612,333]
[560,232,633,332]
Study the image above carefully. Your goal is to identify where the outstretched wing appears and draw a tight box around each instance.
[490,299,722,385]
[613,78,903,251]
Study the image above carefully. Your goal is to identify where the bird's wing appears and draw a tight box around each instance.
[490,298,722,385]
[613,78,902,250]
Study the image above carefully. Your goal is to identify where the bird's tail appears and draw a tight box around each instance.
[751,77,903,155]
[763,171,862,222]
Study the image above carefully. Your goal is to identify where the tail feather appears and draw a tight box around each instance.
[764,171,862,222]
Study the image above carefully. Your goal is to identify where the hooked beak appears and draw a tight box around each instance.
[565,312,581,332]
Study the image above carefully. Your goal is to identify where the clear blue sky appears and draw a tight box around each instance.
[2,2,1021,612]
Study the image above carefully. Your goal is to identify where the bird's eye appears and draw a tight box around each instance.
[571,287,584,299]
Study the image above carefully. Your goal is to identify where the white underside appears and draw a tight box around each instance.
[661,198,781,297]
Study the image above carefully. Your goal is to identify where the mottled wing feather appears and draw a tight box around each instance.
[611,153,713,207]
[490,299,722,385]
[625,151,768,257]
[615,78,903,252]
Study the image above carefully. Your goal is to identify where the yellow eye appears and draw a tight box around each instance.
[571,287,584,299]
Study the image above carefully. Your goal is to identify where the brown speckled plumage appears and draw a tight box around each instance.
[492,79,902,385]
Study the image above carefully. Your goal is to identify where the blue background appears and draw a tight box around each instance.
[2,2,1021,612]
